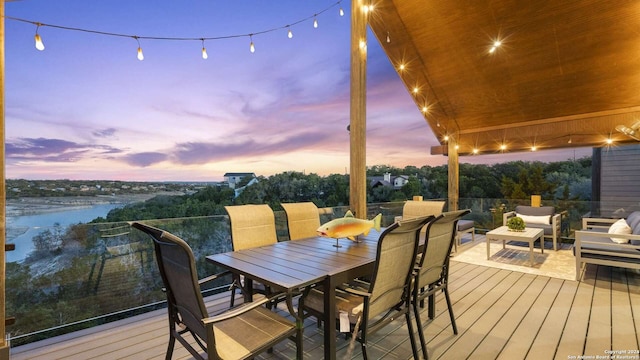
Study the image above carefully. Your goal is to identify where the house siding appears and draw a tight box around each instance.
[598,144,640,216]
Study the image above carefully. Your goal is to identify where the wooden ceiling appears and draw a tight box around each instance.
[368,0,640,155]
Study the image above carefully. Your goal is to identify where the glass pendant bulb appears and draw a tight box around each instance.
[34,34,45,51]
[340,7,344,16]
[201,39,208,59]
[137,47,144,61]
[386,32,391,43]
[249,35,255,53]
[288,28,293,39]
[313,17,318,28]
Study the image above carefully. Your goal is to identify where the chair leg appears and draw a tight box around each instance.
[413,299,428,360]
[361,342,368,360]
[443,287,458,335]
[165,334,176,360]
[405,311,420,360]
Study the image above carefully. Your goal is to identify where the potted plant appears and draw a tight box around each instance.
[507,216,526,231]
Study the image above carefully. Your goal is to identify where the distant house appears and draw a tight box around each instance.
[223,172,256,189]
[369,172,410,189]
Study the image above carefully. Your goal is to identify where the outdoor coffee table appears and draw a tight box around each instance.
[486,226,544,266]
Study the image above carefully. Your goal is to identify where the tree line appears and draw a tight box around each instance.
[98,158,591,222]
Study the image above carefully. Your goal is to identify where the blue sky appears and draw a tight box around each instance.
[4,1,590,181]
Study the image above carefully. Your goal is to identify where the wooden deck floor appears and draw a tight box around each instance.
[10,259,640,359]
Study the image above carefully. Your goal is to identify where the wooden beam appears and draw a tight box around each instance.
[0,1,8,358]
[349,1,367,219]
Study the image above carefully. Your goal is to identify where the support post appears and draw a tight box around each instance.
[349,0,367,219]
[448,138,459,212]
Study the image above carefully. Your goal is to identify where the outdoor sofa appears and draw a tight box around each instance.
[503,205,561,250]
[574,211,640,281]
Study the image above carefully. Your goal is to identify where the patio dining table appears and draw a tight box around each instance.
[206,231,382,360]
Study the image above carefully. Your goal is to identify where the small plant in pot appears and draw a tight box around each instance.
[507,216,526,231]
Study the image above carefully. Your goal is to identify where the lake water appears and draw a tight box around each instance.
[6,203,124,263]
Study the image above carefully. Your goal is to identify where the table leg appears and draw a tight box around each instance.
[323,276,337,360]
[486,237,491,259]
[529,240,534,266]
[540,235,544,254]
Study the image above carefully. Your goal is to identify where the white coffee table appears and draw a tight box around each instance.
[486,226,544,266]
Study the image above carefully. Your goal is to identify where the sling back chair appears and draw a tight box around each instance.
[281,202,321,240]
[412,209,471,359]
[224,204,278,307]
[299,215,435,360]
[131,222,302,360]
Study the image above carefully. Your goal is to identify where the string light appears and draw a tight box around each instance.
[7,0,345,58]
[489,39,502,54]
[472,148,479,154]
[500,144,507,151]
[34,23,45,51]
[386,31,391,43]
[201,39,208,59]
[531,145,537,151]
[421,105,428,113]
[606,138,613,145]
[443,135,449,141]
[412,87,419,94]
[134,36,144,61]
[568,135,572,144]
[249,34,255,53]
[398,64,406,71]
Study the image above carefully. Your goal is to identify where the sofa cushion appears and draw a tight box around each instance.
[608,218,631,244]
[575,234,640,263]
[517,213,550,225]
[457,219,474,231]
[514,205,555,217]
[626,211,640,230]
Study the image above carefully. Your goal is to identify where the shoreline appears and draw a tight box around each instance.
[5,193,183,241]
[6,192,181,217]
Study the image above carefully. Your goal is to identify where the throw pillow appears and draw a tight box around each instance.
[516,213,550,225]
[608,218,632,244]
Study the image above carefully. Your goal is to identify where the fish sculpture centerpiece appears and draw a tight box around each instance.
[317,210,382,247]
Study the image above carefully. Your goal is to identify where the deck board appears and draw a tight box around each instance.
[9,259,640,360]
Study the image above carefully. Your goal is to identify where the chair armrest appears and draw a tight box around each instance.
[503,211,516,225]
[342,286,372,298]
[202,296,273,325]
[581,217,618,230]
[198,270,231,286]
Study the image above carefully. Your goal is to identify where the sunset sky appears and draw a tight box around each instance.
[4,1,590,182]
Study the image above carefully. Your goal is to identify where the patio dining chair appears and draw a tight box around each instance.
[131,222,302,360]
[281,201,321,240]
[412,209,471,359]
[225,204,278,307]
[299,215,435,360]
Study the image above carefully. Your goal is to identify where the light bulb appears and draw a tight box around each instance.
[288,29,293,39]
[412,87,419,94]
[399,64,405,71]
[606,138,613,145]
[250,41,255,53]
[34,34,45,51]
[314,17,318,28]
[202,47,208,59]
[137,47,144,61]
[422,106,428,113]
[386,32,391,43]
[500,144,507,151]
[473,148,479,154]
[339,7,344,16]
[444,135,449,141]
[531,146,537,151]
